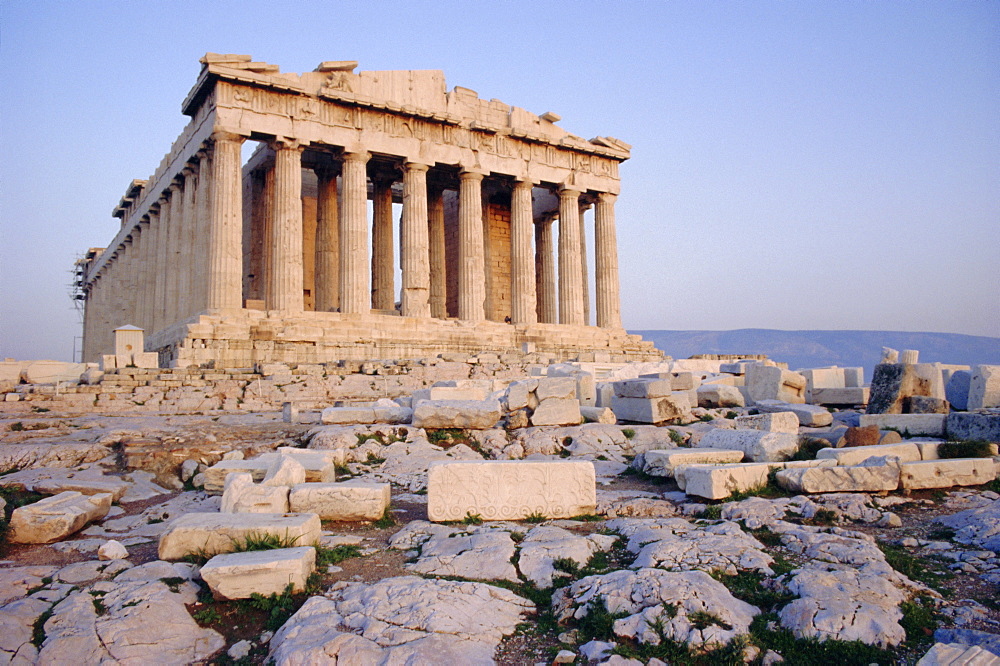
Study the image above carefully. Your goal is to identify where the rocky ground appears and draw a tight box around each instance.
[2,405,1000,665]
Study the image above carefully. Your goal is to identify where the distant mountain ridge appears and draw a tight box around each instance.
[629,329,1000,380]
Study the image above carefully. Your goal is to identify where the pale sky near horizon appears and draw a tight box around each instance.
[1,0,998,362]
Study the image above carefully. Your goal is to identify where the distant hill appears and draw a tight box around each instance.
[629,329,1000,380]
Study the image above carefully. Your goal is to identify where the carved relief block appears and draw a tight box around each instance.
[427,461,596,522]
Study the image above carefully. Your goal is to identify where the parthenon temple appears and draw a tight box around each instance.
[79,54,661,367]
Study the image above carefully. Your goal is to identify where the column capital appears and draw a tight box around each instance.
[558,185,583,198]
[513,177,538,188]
[459,168,486,181]
[342,150,370,163]
[157,194,170,206]
[313,162,342,179]
[271,137,306,152]
[168,181,182,194]
[596,191,618,204]
[210,130,246,144]
[404,161,431,173]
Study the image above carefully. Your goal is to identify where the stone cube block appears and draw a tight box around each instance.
[611,394,690,424]
[612,379,672,399]
[531,397,582,426]
[639,448,744,477]
[695,429,800,462]
[696,384,745,408]
[810,387,870,406]
[746,364,806,404]
[412,399,502,429]
[859,413,946,437]
[680,462,779,500]
[900,459,997,490]
[776,458,901,493]
[753,400,833,427]
[427,461,595,521]
[815,442,922,466]
[735,411,800,434]
[969,365,1000,410]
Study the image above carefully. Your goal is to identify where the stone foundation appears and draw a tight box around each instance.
[148,309,661,368]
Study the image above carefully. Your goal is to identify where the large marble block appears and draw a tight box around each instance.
[157,512,321,560]
[810,387,870,406]
[859,413,946,437]
[530,397,582,426]
[203,454,336,493]
[816,442,922,466]
[412,399,502,429]
[754,400,833,427]
[288,482,390,520]
[695,429,800,462]
[426,461,596,521]
[946,413,1000,443]
[613,379,673,399]
[611,394,690,424]
[639,448,744,477]
[735,411,800,434]
[696,384,746,408]
[746,364,806,404]
[969,365,1000,410]
[776,459,901,493]
[201,546,316,600]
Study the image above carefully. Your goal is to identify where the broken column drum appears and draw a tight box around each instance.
[78,54,661,367]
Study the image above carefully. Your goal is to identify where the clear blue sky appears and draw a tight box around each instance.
[1,0,998,361]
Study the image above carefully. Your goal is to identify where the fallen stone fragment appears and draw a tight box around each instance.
[580,406,617,424]
[900,459,996,490]
[745,364,806,404]
[157,512,321,560]
[696,384,745,408]
[858,413,946,437]
[968,365,1000,410]
[735,411,800,434]
[947,413,1000,444]
[531,397,583,426]
[610,394,690,424]
[202,455,336,493]
[321,399,412,425]
[98,540,129,561]
[426,460,596,521]
[8,491,113,544]
[815,442,922,466]
[289,481,390,520]
[552,568,758,647]
[267,577,533,665]
[262,455,307,487]
[201,546,316,599]
[221,472,290,514]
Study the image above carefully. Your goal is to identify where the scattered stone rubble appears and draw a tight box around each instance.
[2,351,1000,664]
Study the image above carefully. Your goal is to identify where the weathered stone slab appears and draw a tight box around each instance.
[867,362,945,414]
[945,371,972,411]
[412,399,502,429]
[21,360,88,384]
[611,394,690,424]
[696,429,800,462]
[735,411,800,434]
[696,384,745,408]
[535,377,579,401]
[900,459,996,490]
[288,482,390,520]
[859,413,946,437]
[157,512,321,560]
[321,399,412,424]
[262,455,306,487]
[811,387,870,406]
[946,413,1000,443]
[907,396,950,414]
[200,546,316,600]
[0,470,130,502]
[426,461,595,521]
[969,365,1000,410]
[916,643,1000,666]
[639,448,744,477]
[7,491,112,544]
[530,397,582,426]
[613,379,673,399]
[754,400,833,427]
[776,459,900,493]
[412,386,489,403]
[816,442,922,466]
[680,462,778,499]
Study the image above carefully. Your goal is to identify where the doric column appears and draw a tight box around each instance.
[120,237,135,325]
[132,225,146,330]
[594,192,623,328]
[153,194,171,330]
[400,162,431,318]
[535,215,557,324]
[138,217,153,331]
[579,199,592,326]
[458,170,486,321]
[558,186,585,326]
[314,164,340,312]
[427,185,447,319]
[371,173,395,311]
[176,168,197,320]
[510,179,536,324]
[266,139,305,312]
[339,151,370,314]
[206,131,245,310]
[165,181,183,325]
[193,149,211,312]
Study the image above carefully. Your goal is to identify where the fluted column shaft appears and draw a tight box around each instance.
[137,218,152,331]
[400,162,431,318]
[206,131,245,310]
[510,179,536,324]
[535,216,556,323]
[314,165,340,312]
[132,227,145,330]
[194,150,211,312]
[339,151,370,313]
[428,186,447,319]
[121,238,134,325]
[267,140,304,312]
[153,196,171,329]
[176,169,198,320]
[371,174,395,310]
[558,187,585,325]
[579,200,591,326]
[166,182,184,324]
[595,192,623,328]
[458,170,486,321]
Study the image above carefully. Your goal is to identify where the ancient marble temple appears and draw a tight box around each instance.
[79,54,661,367]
